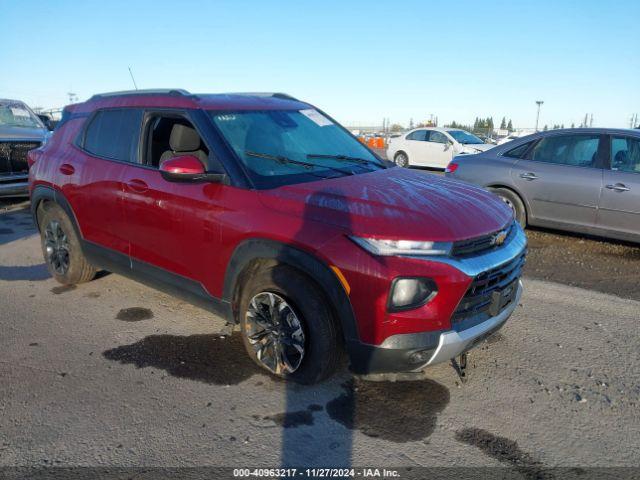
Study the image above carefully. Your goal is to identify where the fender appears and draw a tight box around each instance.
[30,185,83,238]
[223,238,360,343]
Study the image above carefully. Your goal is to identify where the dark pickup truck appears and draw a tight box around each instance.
[1,99,48,197]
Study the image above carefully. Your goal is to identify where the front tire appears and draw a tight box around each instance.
[491,188,527,227]
[394,151,409,168]
[239,265,341,384]
[39,204,97,285]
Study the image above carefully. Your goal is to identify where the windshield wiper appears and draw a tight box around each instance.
[245,151,354,176]
[306,153,384,169]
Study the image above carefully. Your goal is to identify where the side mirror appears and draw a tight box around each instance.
[443,141,452,151]
[159,155,225,183]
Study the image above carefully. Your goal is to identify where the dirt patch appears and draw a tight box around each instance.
[326,379,449,443]
[116,307,154,322]
[455,427,549,479]
[102,332,264,385]
[524,228,640,301]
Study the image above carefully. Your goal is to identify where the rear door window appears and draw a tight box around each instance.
[406,130,428,141]
[611,136,640,173]
[83,109,143,162]
[528,134,600,167]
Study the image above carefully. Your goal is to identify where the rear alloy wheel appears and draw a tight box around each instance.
[239,265,341,383]
[44,220,70,276]
[39,204,97,285]
[394,152,409,167]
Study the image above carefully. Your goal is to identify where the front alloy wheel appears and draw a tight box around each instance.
[244,292,306,375]
[44,220,70,275]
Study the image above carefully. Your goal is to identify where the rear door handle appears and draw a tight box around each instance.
[519,172,538,180]
[126,179,149,193]
[606,183,630,192]
[59,164,75,175]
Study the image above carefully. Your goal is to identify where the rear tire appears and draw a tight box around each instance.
[394,151,409,168]
[491,188,527,227]
[238,265,341,384]
[39,204,97,285]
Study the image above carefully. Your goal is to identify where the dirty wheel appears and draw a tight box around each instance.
[239,265,341,384]
[39,204,96,285]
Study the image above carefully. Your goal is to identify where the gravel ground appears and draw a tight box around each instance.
[1,198,639,473]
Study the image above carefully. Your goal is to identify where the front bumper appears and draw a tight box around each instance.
[348,280,521,374]
[0,176,28,197]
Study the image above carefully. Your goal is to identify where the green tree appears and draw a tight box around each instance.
[500,117,507,129]
[543,125,548,131]
[390,123,403,132]
[507,119,513,131]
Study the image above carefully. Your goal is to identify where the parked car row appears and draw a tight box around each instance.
[28,90,526,383]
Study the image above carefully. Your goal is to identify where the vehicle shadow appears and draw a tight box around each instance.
[0,263,50,281]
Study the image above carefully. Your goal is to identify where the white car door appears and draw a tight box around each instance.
[403,130,430,166]
[424,131,454,168]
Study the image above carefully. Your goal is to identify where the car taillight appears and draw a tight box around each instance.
[445,162,459,173]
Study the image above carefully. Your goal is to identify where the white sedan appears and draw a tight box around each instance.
[386,127,495,169]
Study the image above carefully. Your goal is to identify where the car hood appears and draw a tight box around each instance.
[258,168,513,241]
[0,125,47,141]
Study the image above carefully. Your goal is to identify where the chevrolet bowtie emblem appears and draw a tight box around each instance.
[492,230,508,246]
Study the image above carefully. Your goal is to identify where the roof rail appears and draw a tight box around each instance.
[89,89,191,101]
[226,92,299,101]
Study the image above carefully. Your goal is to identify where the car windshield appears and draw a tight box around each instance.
[447,130,484,145]
[210,109,385,189]
[0,101,44,129]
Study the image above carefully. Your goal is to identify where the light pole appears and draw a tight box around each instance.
[535,100,544,132]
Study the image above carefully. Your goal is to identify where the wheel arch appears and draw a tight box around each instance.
[485,183,530,223]
[31,186,83,238]
[222,238,359,344]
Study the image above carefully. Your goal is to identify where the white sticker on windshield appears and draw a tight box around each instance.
[300,109,333,127]
[10,107,30,118]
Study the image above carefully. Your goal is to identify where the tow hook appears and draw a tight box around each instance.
[451,352,468,383]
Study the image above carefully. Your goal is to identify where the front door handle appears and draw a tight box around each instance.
[606,183,630,192]
[59,164,75,175]
[520,172,538,180]
[126,179,149,193]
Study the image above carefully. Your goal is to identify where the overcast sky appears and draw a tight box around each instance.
[2,0,638,129]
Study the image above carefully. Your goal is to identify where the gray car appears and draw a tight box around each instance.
[445,128,640,243]
[0,99,49,197]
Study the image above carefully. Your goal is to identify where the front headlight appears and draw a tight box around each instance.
[350,237,452,256]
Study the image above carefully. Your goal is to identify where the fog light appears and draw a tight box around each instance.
[388,277,437,312]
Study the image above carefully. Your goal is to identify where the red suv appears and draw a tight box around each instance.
[28,90,526,383]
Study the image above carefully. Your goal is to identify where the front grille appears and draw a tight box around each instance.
[451,223,514,257]
[452,251,526,325]
[0,142,40,174]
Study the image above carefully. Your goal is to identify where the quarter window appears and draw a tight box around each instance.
[406,130,428,141]
[83,109,143,162]
[611,136,640,173]
[529,134,600,167]
[504,141,533,159]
